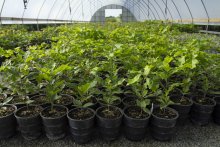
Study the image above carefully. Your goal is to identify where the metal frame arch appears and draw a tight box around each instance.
[0,0,6,25]
[126,0,161,20]
[124,0,157,20]
[152,0,167,20]
[171,0,182,23]
[161,0,173,22]
[143,0,162,20]
[183,0,194,23]
[200,0,210,31]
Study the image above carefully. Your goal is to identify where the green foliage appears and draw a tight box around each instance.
[0,22,219,111]
[73,80,97,108]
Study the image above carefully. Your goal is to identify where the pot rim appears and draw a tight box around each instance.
[170,97,193,106]
[67,107,95,121]
[14,105,42,119]
[30,94,49,104]
[123,106,151,120]
[152,107,179,121]
[54,94,73,106]
[40,105,68,119]
[96,105,123,120]
[193,98,216,107]
[0,104,17,118]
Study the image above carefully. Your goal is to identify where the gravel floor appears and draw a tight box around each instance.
[0,120,220,147]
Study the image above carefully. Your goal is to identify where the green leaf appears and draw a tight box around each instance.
[127,74,141,85]
[143,65,153,76]
[53,64,71,75]
[2,97,13,106]
[192,58,199,69]
[163,56,173,71]
[78,81,97,95]
[83,102,94,108]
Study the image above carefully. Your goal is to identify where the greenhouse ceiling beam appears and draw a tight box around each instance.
[0,0,6,25]
[152,0,167,21]
[36,0,47,30]
[141,0,161,20]
[183,0,193,23]
[124,0,158,20]
[200,0,210,31]
[47,0,58,21]
[147,0,162,20]
[124,0,157,20]
[161,0,173,22]
[123,0,153,20]
[171,0,182,23]
[70,0,152,22]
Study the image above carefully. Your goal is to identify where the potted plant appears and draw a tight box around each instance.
[123,65,153,141]
[96,50,124,141]
[169,55,196,125]
[0,91,17,139]
[38,63,71,140]
[190,72,216,126]
[0,51,43,140]
[151,56,179,141]
[67,81,97,144]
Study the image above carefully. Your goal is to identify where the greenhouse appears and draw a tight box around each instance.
[0,0,220,146]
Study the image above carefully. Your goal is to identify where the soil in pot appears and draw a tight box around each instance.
[0,105,17,139]
[68,108,95,144]
[150,107,179,141]
[31,95,50,108]
[54,94,73,109]
[123,106,150,141]
[15,105,42,140]
[170,96,193,125]
[190,98,216,126]
[213,97,220,125]
[41,105,68,140]
[96,106,123,141]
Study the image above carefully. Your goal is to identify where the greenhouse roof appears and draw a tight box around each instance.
[0,0,220,25]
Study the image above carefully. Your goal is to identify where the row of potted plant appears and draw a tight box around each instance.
[0,92,219,143]
[0,22,219,143]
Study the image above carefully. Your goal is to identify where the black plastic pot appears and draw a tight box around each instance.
[0,105,17,139]
[96,106,123,141]
[41,105,68,140]
[213,96,220,125]
[190,98,216,126]
[170,97,193,125]
[14,105,42,140]
[67,108,95,144]
[150,107,179,141]
[123,106,150,141]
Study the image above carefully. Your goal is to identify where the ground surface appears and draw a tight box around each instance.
[0,120,220,147]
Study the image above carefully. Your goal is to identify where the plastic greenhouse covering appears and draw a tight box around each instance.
[0,0,220,25]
